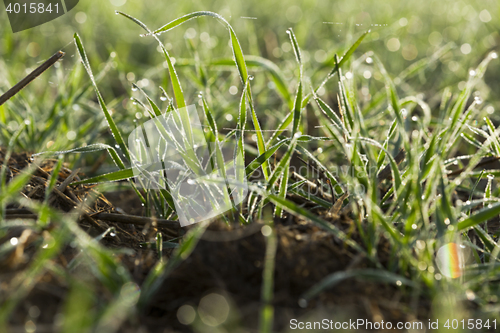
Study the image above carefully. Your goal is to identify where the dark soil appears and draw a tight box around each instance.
[1,148,431,332]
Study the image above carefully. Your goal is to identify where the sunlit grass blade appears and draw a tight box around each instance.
[117,11,186,111]
[74,33,130,163]
[246,139,289,176]
[301,30,370,107]
[133,83,162,117]
[287,28,302,70]
[458,202,500,231]
[247,87,269,180]
[71,168,135,186]
[145,11,248,83]
[266,136,298,191]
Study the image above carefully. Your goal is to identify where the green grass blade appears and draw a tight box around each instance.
[247,88,269,180]
[292,81,303,136]
[146,11,248,83]
[74,33,130,163]
[246,139,289,176]
[70,168,135,186]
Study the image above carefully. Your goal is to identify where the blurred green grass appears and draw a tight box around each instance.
[1,0,499,170]
[1,1,500,331]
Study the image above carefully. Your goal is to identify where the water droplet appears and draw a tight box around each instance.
[160,96,167,101]
[487,174,494,180]
[131,86,138,92]
[474,96,483,105]
[469,69,476,77]
[401,108,408,118]
[115,144,120,149]
[187,179,196,185]
[411,116,418,121]
[286,29,291,34]
[491,52,498,59]
[298,298,308,308]
[248,75,254,80]
[110,232,116,237]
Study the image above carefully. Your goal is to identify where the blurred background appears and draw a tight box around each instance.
[0,0,499,169]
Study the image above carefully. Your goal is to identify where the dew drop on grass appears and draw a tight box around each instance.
[160,96,167,101]
[469,69,476,77]
[487,174,494,180]
[110,232,116,237]
[286,29,291,35]
[131,86,138,92]
[298,298,308,308]
[474,96,483,104]
[401,108,408,118]
[248,75,254,80]
[198,91,203,98]
[491,52,498,59]
[187,179,196,185]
